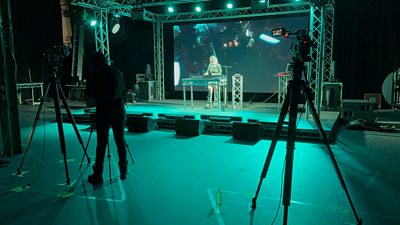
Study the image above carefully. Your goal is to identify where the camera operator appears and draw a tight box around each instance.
[86,51,128,185]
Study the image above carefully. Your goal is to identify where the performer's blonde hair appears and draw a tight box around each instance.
[209,55,218,64]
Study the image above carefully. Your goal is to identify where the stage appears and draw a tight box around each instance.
[64,99,342,142]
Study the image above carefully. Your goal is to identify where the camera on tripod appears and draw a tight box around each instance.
[272,27,315,63]
[272,27,316,80]
[43,45,70,70]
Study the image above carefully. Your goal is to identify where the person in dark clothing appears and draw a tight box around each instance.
[86,52,128,185]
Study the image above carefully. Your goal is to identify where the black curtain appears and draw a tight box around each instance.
[12,0,62,84]
[334,0,400,105]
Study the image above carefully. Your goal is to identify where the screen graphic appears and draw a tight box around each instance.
[173,16,309,93]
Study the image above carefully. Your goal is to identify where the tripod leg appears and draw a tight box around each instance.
[301,83,363,224]
[79,119,95,170]
[17,84,51,175]
[251,88,291,209]
[57,83,91,164]
[125,141,135,165]
[107,137,112,182]
[281,81,302,225]
[54,84,70,185]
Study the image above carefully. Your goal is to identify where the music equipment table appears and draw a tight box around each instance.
[182,76,227,110]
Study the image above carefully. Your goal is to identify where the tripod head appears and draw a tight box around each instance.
[272,28,315,81]
[43,45,70,75]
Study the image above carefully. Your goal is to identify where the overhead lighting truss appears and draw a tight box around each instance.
[153,3,310,23]
[73,1,310,23]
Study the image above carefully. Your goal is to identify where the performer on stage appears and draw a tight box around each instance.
[204,55,222,109]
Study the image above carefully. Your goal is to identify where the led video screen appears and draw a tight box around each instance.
[173,15,309,93]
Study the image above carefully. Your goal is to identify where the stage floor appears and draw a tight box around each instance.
[1,100,399,225]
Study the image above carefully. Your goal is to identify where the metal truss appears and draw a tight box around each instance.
[307,1,335,115]
[153,21,165,100]
[94,9,111,62]
[324,3,335,82]
[73,0,335,111]
[77,0,211,7]
[308,5,324,115]
[232,74,244,110]
[155,3,310,23]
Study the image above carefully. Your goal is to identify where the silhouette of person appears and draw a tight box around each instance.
[86,51,127,185]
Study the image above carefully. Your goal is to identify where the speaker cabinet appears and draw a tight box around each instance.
[232,122,261,141]
[175,118,205,136]
[137,81,156,101]
[322,82,342,111]
[127,116,156,133]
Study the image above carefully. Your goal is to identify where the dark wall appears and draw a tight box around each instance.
[109,19,154,90]
[334,0,400,103]
[12,0,63,83]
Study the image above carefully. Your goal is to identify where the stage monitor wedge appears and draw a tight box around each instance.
[127,116,157,133]
[232,122,262,142]
[175,118,205,137]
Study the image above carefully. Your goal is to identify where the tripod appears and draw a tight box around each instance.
[16,70,91,185]
[81,112,135,181]
[0,116,11,167]
[250,60,362,225]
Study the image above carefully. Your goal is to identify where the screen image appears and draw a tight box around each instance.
[173,15,309,93]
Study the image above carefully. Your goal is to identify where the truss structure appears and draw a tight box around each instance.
[72,0,335,112]
[307,2,335,115]
[153,21,165,100]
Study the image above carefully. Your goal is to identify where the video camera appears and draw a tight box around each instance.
[43,45,70,69]
[272,27,315,63]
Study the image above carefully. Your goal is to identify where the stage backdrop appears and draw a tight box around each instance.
[172,15,309,93]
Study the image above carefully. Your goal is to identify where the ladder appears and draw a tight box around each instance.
[71,24,85,82]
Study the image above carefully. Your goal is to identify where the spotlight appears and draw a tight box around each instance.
[195,6,202,12]
[90,20,97,27]
[168,6,174,13]
[227,3,233,9]
[110,16,120,34]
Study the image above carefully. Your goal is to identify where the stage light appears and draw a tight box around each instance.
[110,17,120,34]
[90,20,97,27]
[168,6,174,13]
[227,3,233,9]
[195,6,202,12]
